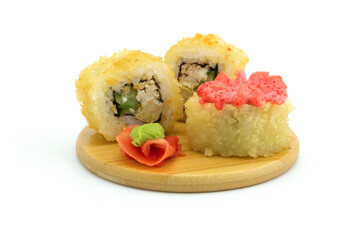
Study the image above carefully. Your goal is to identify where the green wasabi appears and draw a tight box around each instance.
[130,123,165,147]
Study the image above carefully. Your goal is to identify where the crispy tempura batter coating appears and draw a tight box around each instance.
[76,50,183,141]
[165,33,249,79]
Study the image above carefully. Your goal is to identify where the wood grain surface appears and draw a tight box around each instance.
[76,122,299,192]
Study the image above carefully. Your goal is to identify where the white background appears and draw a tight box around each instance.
[1,0,359,239]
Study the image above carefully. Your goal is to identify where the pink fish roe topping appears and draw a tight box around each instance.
[197,70,288,110]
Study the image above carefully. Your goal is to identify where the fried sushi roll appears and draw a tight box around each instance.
[76,50,183,141]
[185,71,294,158]
[165,33,249,104]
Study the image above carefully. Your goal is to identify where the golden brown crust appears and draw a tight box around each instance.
[166,33,239,55]
[165,33,249,78]
[76,50,163,86]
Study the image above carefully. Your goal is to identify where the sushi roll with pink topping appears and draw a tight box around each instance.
[185,71,295,157]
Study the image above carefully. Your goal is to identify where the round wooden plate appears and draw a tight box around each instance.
[76,122,299,192]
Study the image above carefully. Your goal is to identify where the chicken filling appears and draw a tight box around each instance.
[178,62,218,101]
[112,77,163,125]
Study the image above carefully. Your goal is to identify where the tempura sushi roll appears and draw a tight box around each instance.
[165,33,249,104]
[185,71,294,158]
[76,50,183,141]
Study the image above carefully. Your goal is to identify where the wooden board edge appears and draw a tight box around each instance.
[76,128,299,192]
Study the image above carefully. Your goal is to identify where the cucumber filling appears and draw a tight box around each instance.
[113,88,140,116]
[112,78,164,123]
